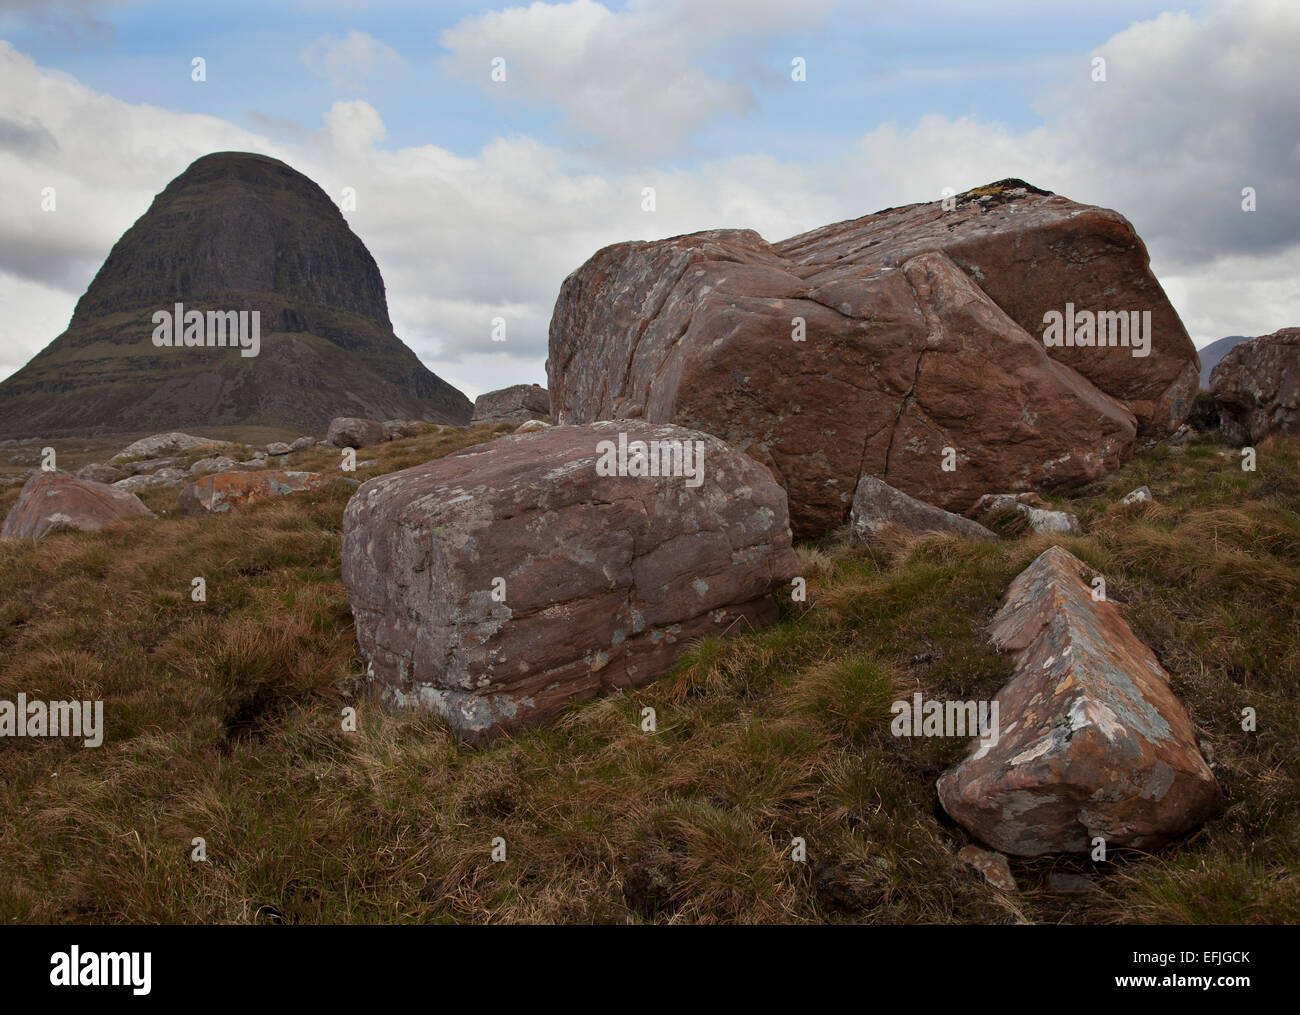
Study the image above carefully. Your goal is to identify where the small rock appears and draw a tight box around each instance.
[850,475,997,546]
[113,467,188,491]
[957,845,1017,892]
[289,436,316,452]
[1120,485,1153,505]
[266,442,292,456]
[190,455,238,475]
[969,492,1083,535]
[124,456,179,476]
[514,419,551,434]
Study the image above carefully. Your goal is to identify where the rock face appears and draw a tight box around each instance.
[470,384,551,425]
[1209,327,1300,444]
[548,180,1197,538]
[937,546,1220,856]
[0,152,471,439]
[178,470,331,515]
[1,472,153,540]
[326,417,391,448]
[850,475,996,546]
[341,421,797,742]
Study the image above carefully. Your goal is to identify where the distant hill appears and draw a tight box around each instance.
[0,152,471,439]
[1199,335,1250,387]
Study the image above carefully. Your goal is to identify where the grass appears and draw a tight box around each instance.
[0,427,1297,924]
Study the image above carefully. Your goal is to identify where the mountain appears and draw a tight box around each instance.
[1199,335,1250,387]
[0,152,471,439]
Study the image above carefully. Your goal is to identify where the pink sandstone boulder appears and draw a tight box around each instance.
[341,421,798,741]
[937,545,1221,856]
[548,181,1197,538]
[1,471,153,540]
[1208,327,1300,444]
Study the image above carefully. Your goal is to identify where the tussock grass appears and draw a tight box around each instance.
[0,430,1297,923]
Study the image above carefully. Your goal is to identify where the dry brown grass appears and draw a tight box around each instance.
[0,429,1297,924]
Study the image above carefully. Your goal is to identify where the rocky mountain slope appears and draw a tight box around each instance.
[0,152,471,439]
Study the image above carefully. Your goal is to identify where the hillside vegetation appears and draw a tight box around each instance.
[0,425,1296,924]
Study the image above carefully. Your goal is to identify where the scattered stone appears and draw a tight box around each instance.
[178,470,332,515]
[326,416,392,449]
[75,463,126,484]
[514,419,551,434]
[470,384,550,426]
[113,468,187,491]
[341,421,797,742]
[968,493,1083,535]
[124,456,179,475]
[1,472,153,540]
[957,845,1018,892]
[1209,327,1300,444]
[1120,485,1153,505]
[289,436,316,452]
[937,545,1222,856]
[850,475,997,546]
[266,442,292,456]
[189,455,238,475]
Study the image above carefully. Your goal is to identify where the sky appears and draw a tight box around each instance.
[1,0,1297,400]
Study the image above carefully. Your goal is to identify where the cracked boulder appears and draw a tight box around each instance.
[1,471,153,540]
[937,545,1220,856]
[548,180,1196,538]
[341,420,797,742]
[1209,327,1300,444]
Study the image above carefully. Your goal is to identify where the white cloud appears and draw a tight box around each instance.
[2,0,1299,405]
[300,30,404,91]
[437,0,837,160]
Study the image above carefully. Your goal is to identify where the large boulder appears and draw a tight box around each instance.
[1,471,153,540]
[326,417,391,449]
[850,475,996,546]
[341,421,797,742]
[1208,327,1300,444]
[470,384,550,425]
[109,432,221,463]
[178,470,332,515]
[937,545,1220,856]
[548,181,1197,538]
